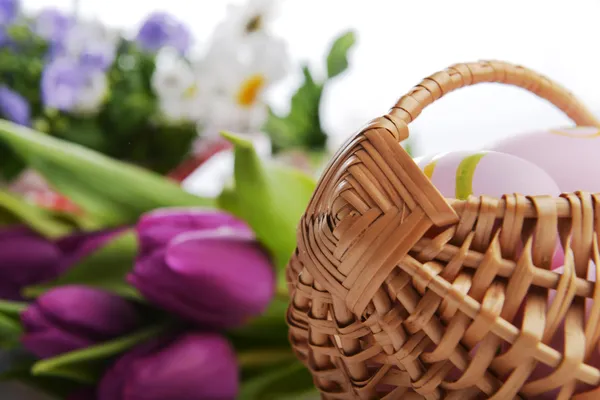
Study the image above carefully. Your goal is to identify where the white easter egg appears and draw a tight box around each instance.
[488,126,600,193]
[418,150,561,199]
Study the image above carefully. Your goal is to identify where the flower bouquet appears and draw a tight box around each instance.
[0,1,359,399]
[0,0,355,211]
[0,119,320,399]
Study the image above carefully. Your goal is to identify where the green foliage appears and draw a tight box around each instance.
[31,324,168,383]
[239,361,317,400]
[218,133,315,288]
[24,230,141,300]
[0,121,214,226]
[264,30,356,153]
[0,190,73,238]
[327,31,356,79]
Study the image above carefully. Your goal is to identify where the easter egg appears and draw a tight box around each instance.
[488,126,600,193]
[418,150,561,199]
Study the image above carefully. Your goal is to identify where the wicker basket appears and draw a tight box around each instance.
[285,60,600,399]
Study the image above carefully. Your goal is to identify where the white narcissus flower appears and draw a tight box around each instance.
[202,35,289,134]
[151,48,207,123]
[211,0,279,43]
[73,70,108,114]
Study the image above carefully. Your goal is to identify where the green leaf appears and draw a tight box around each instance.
[218,133,315,275]
[24,230,141,300]
[31,323,167,382]
[0,302,25,348]
[0,191,73,238]
[0,120,214,226]
[228,297,292,350]
[0,300,27,317]
[264,67,326,152]
[326,30,356,79]
[239,361,317,400]
[0,142,26,181]
[0,312,22,340]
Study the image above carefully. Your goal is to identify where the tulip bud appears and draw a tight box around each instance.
[0,226,61,300]
[98,332,238,400]
[0,226,118,300]
[21,286,140,359]
[129,208,275,329]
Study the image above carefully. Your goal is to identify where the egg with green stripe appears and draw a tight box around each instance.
[417,150,561,199]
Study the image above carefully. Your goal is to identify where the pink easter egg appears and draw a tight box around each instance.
[489,126,600,193]
[418,150,561,199]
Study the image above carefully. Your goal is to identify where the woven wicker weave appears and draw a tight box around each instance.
[285,60,600,399]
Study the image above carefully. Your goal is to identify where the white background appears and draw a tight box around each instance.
[22,0,600,157]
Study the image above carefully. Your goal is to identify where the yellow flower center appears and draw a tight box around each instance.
[245,15,262,33]
[184,84,198,99]
[236,74,265,108]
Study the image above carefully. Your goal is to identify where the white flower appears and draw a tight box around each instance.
[212,0,279,42]
[152,48,196,98]
[201,36,289,133]
[73,70,108,114]
[152,48,207,123]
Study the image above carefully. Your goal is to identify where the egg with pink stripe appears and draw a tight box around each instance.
[416,150,561,199]
[488,126,600,193]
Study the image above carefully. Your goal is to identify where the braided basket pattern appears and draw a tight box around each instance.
[286,61,600,399]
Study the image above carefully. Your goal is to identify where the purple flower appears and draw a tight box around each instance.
[0,226,118,300]
[52,20,118,71]
[136,12,190,54]
[0,0,18,26]
[40,57,107,113]
[33,8,72,43]
[0,86,29,126]
[98,332,238,400]
[21,285,140,359]
[0,227,60,300]
[128,208,275,329]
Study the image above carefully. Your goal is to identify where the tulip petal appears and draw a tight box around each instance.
[123,333,238,400]
[0,227,61,291]
[21,327,95,359]
[166,230,274,318]
[130,230,275,329]
[37,286,139,340]
[21,304,53,332]
[136,208,251,256]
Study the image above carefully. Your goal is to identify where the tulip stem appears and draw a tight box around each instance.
[31,323,169,378]
[0,299,28,315]
[237,348,297,368]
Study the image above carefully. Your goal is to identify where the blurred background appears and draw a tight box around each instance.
[21,0,600,155]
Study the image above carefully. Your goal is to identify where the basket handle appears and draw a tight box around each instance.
[380,60,600,142]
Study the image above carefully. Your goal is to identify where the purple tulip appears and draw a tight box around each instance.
[0,227,61,300]
[21,285,140,359]
[0,0,18,25]
[0,226,117,300]
[129,208,275,329]
[98,332,238,400]
[33,8,72,43]
[0,86,30,126]
[136,12,190,54]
